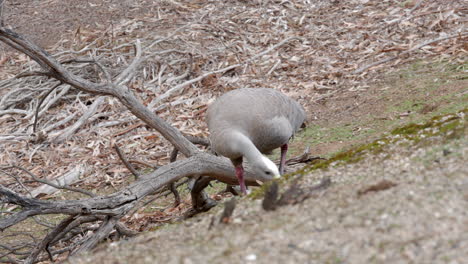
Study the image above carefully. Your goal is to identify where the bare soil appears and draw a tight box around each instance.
[73,128,468,264]
[3,0,157,48]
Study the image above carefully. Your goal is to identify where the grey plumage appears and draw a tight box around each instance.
[207,88,306,193]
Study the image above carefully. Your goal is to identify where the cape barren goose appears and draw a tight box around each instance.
[207,88,306,194]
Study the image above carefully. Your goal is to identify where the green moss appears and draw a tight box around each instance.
[390,109,466,143]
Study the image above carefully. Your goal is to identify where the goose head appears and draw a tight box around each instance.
[251,155,281,180]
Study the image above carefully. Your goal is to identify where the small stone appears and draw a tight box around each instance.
[245,254,257,261]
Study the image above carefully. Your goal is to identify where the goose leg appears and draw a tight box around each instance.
[235,165,248,194]
[279,143,288,175]
[232,157,248,194]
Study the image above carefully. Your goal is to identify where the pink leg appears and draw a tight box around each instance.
[279,144,288,175]
[235,165,247,194]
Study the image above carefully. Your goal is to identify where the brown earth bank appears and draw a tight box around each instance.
[72,112,468,264]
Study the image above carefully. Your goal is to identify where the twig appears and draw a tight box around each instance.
[16,71,51,78]
[61,57,112,82]
[113,122,144,137]
[408,0,425,14]
[33,82,62,133]
[5,165,94,198]
[115,39,142,85]
[127,159,158,169]
[145,24,189,50]
[24,215,76,264]
[71,216,119,255]
[52,96,105,142]
[0,109,28,116]
[25,84,71,120]
[114,144,140,180]
[42,111,78,133]
[164,54,192,85]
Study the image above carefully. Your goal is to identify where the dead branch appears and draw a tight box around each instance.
[52,96,105,142]
[71,216,120,255]
[0,23,282,262]
[1,165,93,198]
[24,215,75,264]
[32,82,62,133]
[114,144,140,180]
[25,85,71,120]
[0,151,266,225]
[0,109,28,116]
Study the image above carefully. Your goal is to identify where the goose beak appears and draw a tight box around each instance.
[273,172,281,179]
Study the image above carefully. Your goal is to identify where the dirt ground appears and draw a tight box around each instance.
[0,0,467,263]
[72,123,468,264]
[3,0,158,48]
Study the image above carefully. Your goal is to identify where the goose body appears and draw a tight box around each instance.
[207,88,305,193]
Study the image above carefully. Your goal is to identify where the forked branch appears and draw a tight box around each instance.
[0,26,279,262]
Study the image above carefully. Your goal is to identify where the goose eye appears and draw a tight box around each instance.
[265,171,271,175]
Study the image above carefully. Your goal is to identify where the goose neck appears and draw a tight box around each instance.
[234,132,263,164]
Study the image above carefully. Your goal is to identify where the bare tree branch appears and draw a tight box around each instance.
[114,143,140,180]
[24,215,75,264]
[33,82,62,133]
[52,96,105,142]
[0,25,279,262]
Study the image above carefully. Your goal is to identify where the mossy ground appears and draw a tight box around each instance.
[294,60,467,158]
[248,60,467,199]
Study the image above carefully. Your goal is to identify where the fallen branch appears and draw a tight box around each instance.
[29,165,88,198]
[1,165,93,198]
[114,144,140,180]
[32,82,62,132]
[0,24,279,262]
[52,96,105,142]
